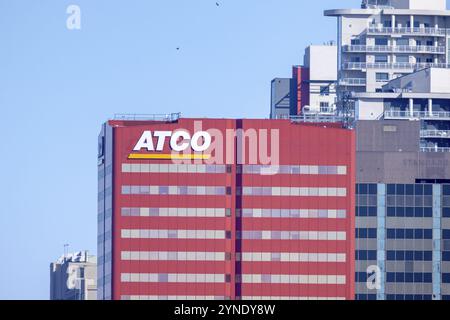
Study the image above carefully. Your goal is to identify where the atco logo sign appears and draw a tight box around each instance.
[127,121,280,167]
[129,130,212,160]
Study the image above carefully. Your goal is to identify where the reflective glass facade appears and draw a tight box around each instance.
[356,183,450,300]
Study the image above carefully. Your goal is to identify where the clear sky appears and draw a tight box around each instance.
[0,0,418,299]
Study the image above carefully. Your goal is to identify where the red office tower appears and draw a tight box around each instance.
[97,116,355,300]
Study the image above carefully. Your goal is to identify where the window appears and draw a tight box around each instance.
[320,86,330,96]
[375,55,388,63]
[396,38,409,46]
[396,55,409,63]
[375,38,388,46]
[376,73,389,82]
[225,209,232,217]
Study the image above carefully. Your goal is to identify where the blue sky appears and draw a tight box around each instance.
[0,0,410,299]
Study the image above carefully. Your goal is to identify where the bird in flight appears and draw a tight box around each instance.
[216,2,220,6]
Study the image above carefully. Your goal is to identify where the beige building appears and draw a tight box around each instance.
[50,251,97,300]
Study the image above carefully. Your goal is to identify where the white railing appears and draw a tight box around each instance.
[420,130,450,138]
[367,27,448,36]
[421,146,450,153]
[342,62,450,70]
[339,78,366,86]
[343,45,445,54]
[114,113,181,122]
[385,110,450,119]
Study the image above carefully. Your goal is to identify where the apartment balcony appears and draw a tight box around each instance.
[342,62,450,70]
[421,146,450,153]
[384,110,450,120]
[342,45,446,54]
[367,27,448,37]
[338,78,366,86]
[420,130,450,139]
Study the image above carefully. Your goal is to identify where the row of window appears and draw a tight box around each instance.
[120,251,347,263]
[121,273,227,283]
[121,251,227,262]
[386,251,433,261]
[356,228,377,239]
[387,206,433,218]
[121,229,229,240]
[240,252,346,263]
[241,187,347,197]
[240,209,347,219]
[385,295,433,301]
[357,206,450,218]
[121,185,348,197]
[121,273,347,285]
[387,229,433,240]
[240,231,346,241]
[356,206,377,217]
[242,165,347,176]
[355,250,377,261]
[386,272,432,283]
[356,272,433,283]
[120,207,347,219]
[120,229,347,241]
[240,274,346,285]
[121,207,229,218]
[386,184,433,196]
[122,185,231,196]
[121,163,347,176]
[121,296,226,301]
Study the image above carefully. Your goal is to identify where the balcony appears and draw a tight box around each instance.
[342,45,446,54]
[384,110,450,120]
[420,130,450,139]
[421,146,450,153]
[338,78,366,86]
[367,27,448,37]
[342,62,450,70]
[114,113,181,122]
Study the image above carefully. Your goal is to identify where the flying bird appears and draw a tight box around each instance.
[216,2,220,6]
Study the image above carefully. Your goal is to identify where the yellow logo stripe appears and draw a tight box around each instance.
[128,154,211,160]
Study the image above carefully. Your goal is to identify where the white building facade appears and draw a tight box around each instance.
[326,0,450,95]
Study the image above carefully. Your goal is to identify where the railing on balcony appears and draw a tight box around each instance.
[420,130,450,138]
[114,113,181,122]
[384,110,450,120]
[367,27,448,36]
[421,146,450,153]
[342,45,446,54]
[338,78,367,86]
[342,62,450,70]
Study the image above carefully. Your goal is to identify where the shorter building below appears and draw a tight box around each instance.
[50,251,97,300]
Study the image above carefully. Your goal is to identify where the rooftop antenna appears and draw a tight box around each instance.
[64,244,69,259]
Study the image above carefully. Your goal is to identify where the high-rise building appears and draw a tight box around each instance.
[355,119,450,300]
[97,115,356,300]
[270,45,337,118]
[325,0,450,95]
[50,251,97,300]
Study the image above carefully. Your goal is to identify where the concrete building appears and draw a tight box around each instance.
[325,0,450,96]
[270,78,291,119]
[50,251,97,300]
[350,67,450,152]
[270,44,337,118]
[355,120,450,300]
[97,115,356,300]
